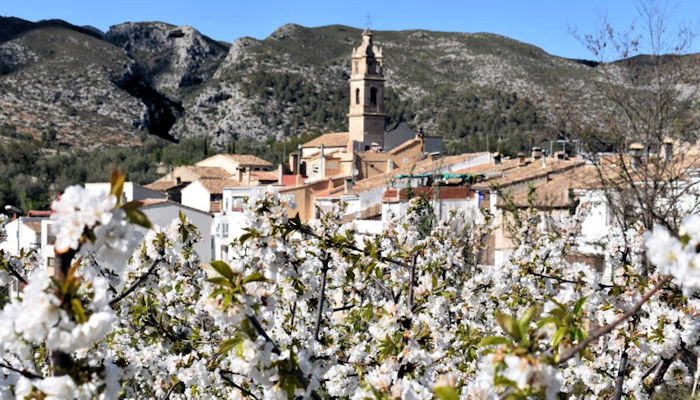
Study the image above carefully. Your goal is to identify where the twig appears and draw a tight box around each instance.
[646,356,675,393]
[163,381,184,400]
[612,346,629,400]
[109,260,159,307]
[246,315,322,400]
[220,370,260,400]
[559,275,671,363]
[640,358,662,380]
[313,255,329,342]
[407,253,417,308]
[0,360,43,379]
[5,261,27,285]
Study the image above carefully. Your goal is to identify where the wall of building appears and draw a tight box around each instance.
[142,203,214,263]
[85,182,165,203]
[0,218,42,256]
[181,182,211,213]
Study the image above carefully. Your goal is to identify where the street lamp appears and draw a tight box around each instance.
[4,205,23,255]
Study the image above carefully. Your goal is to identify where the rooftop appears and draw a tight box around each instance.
[301,132,349,148]
[347,152,488,195]
[195,153,272,168]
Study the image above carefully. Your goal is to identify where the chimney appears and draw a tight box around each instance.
[493,152,502,165]
[531,147,543,160]
[630,143,644,169]
[386,158,395,172]
[289,153,299,175]
[320,144,326,178]
[344,178,354,194]
[517,152,526,166]
[245,168,251,184]
[662,137,673,160]
[542,151,547,169]
[277,164,283,185]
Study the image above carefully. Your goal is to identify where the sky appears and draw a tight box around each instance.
[1,0,698,60]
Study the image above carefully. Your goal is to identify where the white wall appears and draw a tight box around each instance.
[0,218,42,257]
[85,182,165,203]
[181,181,211,213]
[142,203,214,263]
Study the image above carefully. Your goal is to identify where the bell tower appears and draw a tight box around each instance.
[348,29,385,148]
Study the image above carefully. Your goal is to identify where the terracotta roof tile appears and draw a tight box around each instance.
[389,137,422,154]
[215,154,273,166]
[301,132,349,148]
[198,179,243,194]
[347,152,488,195]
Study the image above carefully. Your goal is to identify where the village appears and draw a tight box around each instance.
[3,28,699,275]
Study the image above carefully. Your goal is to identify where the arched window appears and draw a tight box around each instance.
[355,88,360,105]
[370,87,377,105]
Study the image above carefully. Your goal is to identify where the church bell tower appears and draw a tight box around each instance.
[348,29,385,148]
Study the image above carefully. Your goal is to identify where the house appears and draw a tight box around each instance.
[85,182,165,203]
[139,199,214,263]
[0,216,44,257]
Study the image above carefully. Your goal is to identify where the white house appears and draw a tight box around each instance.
[85,182,165,204]
[140,199,214,263]
[0,217,44,257]
[212,186,282,261]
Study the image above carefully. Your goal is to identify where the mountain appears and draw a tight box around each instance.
[0,17,697,154]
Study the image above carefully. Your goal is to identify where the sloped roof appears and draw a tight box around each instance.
[355,151,394,162]
[508,165,602,208]
[471,158,586,190]
[347,152,488,195]
[301,132,349,148]
[250,170,278,182]
[216,154,273,166]
[198,179,243,194]
[181,166,230,179]
[389,137,422,155]
[145,181,183,191]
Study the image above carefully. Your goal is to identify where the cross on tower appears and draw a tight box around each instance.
[365,14,372,30]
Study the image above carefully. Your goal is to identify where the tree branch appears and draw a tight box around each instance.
[559,275,671,363]
[163,381,184,400]
[407,253,417,308]
[0,360,43,379]
[220,370,260,400]
[313,255,329,342]
[109,260,159,307]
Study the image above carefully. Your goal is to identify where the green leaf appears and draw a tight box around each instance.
[434,386,459,400]
[71,298,87,324]
[110,169,125,206]
[242,272,266,284]
[537,317,563,328]
[573,296,588,318]
[207,277,233,287]
[496,311,521,342]
[218,336,243,354]
[210,260,235,280]
[124,207,152,229]
[477,336,511,348]
[552,326,567,349]
[518,306,538,333]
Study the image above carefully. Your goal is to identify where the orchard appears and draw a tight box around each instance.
[1,171,699,399]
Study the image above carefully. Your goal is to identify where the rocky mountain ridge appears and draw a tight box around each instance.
[0,17,697,152]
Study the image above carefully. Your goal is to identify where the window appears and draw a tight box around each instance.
[370,87,377,105]
[355,88,360,105]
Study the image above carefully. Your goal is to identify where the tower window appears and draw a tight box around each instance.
[370,87,377,105]
[355,88,360,105]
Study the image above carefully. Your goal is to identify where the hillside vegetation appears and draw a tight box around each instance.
[1,17,697,211]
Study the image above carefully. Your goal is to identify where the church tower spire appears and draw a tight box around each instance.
[348,29,385,148]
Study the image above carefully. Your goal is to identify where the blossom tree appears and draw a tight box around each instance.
[0,171,699,399]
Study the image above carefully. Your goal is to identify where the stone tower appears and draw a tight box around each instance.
[348,29,385,147]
